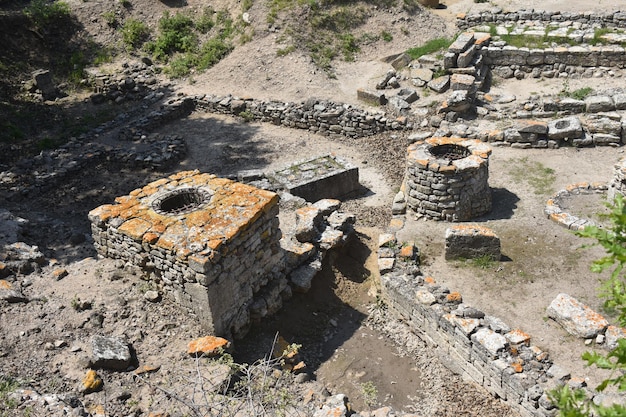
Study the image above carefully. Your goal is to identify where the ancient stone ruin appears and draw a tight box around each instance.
[405,137,492,221]
[88,170,288,338]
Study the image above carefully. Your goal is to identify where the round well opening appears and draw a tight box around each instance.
[152,188,211,215]
[429,144,471,161]
[555,120,570,129]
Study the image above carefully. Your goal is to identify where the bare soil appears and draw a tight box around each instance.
[3,0,626,415]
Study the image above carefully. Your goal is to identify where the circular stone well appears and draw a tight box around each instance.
[406,137,492,221]
[151,187,213,215]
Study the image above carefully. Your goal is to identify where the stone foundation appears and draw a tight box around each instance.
[89,170,287,338]
[406,137,492,221]
[444,225,501,261]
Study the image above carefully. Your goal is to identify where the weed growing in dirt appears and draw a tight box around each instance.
[360,381,378,408]
[470,255,496,269]
[406,38,453,60]
[0,375,20,414]
[507,157,556,195]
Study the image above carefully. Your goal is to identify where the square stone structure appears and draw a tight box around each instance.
[444,225,501,261]
[270,155,359,202]
[89,170,286,338]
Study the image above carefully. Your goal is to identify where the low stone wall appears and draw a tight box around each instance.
[193,94,410,137]
[378,232,560,417]
[484,45,626,76]
[545,182,607,230]
[456,10,626,30]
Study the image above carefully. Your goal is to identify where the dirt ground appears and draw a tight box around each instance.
[4,0,626,415]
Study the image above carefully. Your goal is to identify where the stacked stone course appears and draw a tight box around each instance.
[406,137,492,221]
[89,170,288,338]
[194,95,410,137]
[378,233,564,417]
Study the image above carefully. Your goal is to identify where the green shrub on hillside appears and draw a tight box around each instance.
[121,18,150,49]
[146,12,198,60]
[24,0,71,28]
[407,37,453,59]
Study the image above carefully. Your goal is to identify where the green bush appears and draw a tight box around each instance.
[24,0,71,28]
[121,18,150,49]
[195,7,215,33]
[146,12,198,60]
[381,30,393,42]
[197,37,233,69]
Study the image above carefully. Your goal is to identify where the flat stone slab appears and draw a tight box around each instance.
[270,155,359,203]
[91,335,132,370]
[547,116,583,140]
[547,293,608,338]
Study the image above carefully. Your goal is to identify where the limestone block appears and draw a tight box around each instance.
[440,90,471,113]
[457,44,476,68]
[585,117,622,135]
[290,258,322,293]
[397,88,419,104]
[613,93,626,110]
[585,95,615,113]
[357,88,387,105]
[294,206,322,242]
[32,69,57,100]
[471,328,508,358]
[91,335,132,370]
[604,325,626,350]
[450,73,476,91]
[593,133,621,145]
[515,120,548,135]
[411,67,434,83]
[427,75,450,93]
[444,225,501,261]
[546,293,608,338]
[547,116,583,140]
[449,32,475,54]
[557,98,585,113]
[388,96,410,112]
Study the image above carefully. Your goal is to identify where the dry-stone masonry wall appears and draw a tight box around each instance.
[406,137,492,221]
[545,182,608,230]
[609,156,626,199]
[194,94,411,137]
[89,170,287,338]
[378,232,561,417]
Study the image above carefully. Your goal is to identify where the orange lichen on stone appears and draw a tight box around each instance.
[119,218,153,241]
[566,182,589,192]
[82,369,103,393]
[438,164,457,173]
[510,360,524,373]
[398,244,417,260]
[550,212,568,222]
[388,217,404,231]
[446,292,462,303]
[474,33,491,46]
[142,232,160,244]
[134,364,161,375]
[156,223,187,251]
[424,276,436,285]
[0,280,13,289]
[187,336,231,357]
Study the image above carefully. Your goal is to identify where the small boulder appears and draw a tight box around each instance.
[91,335,132,370]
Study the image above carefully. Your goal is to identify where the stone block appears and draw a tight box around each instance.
[449,32,475,54]
[91,336,132,370]
[450,73,476,91]
[271,155,359,203]
[585,117,622,135]
[547,293,609,338]
[515,120,548,135]
[356,88,387,105]
[604,325,626,350]
[428,75,450,93]
[585,95,615,113]
[457,45,477,68]
[547,116,583,140]
[444,225,501,261]
[471,328,508,359]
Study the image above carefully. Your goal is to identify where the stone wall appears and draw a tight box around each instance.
[405,137,492,221]
[456,10,626,30]
[89,171,288,338]
[193,94,410,137]
[378,233,565,417]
